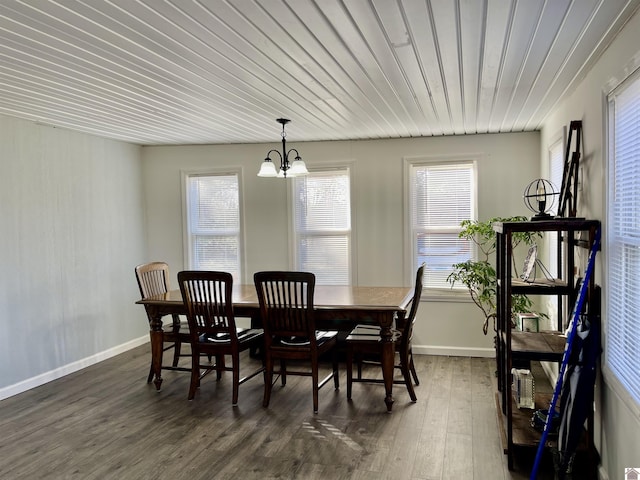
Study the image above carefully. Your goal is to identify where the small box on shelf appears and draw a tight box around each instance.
[516,313,539,332]
[512,368,535,409]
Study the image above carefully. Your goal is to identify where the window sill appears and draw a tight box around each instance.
[421,289,474,303]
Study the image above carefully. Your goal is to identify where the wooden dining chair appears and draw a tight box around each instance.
[135,261,191,382]
[254,271,339,413]
[178,270,264,404]
[345,263,425,402]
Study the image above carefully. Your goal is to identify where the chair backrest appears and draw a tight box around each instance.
[135,262,171,299]
[178,271,237,343]
[254,271,316,340]
[400,263,426,348]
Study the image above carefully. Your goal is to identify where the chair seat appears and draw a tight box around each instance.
[270,331,338,359]
[199,328,263,345]
[346,325,401,343]
[162,322,190,335]
[275,331,337,347]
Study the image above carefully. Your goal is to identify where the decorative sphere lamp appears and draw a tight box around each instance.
[523,179,557,221]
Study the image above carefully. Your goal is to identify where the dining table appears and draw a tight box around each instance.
[136,284,414,412]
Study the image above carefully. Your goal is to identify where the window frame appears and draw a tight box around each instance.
[545,134,566,330]
[181,167,246,284]
[404,155,478,299]
[288,162,355,285]
[604,65,640,417]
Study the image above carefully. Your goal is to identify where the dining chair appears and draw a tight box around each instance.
[345,263,425,402]
[135,261,191,382]
[254,271,339,413]
[178,270,264,404]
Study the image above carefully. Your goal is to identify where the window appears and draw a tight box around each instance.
[548,139,565,279]
[184,172,243,283]
[606,69,640,409]
[549,139,565,218]
[408,159,476,291]
[546,138,565,328]
[292,167,351,285]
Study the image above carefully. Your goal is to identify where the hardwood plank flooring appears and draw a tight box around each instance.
[0,345,559,479]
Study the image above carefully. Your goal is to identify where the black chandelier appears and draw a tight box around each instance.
[257,118,308,178]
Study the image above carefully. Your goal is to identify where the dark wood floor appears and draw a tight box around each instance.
[0,345,560,479]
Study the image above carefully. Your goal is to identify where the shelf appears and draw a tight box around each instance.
[493,219,600,472]
[510,331,566,361]
[496,391,589,452]
[498,278,572,295]
[492,218,600,234]
[510,278,571,295]
[512,393,556,449]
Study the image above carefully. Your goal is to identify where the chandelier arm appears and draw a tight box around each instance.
[287,148,301,160]
[266,149,283,163]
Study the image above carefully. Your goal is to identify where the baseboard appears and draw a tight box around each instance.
[0,335,149,401]
[1,340,494,401]
[413,344,495,358]
[598,465,609,480]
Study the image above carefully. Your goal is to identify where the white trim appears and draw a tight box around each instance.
[412,344,495,358]
[598,465,610,480]
[0,335,149,401]
[602,365,640,421]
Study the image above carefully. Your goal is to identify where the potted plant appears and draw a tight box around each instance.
[447,216,544,334]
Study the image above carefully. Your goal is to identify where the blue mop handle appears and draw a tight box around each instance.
[530,227,601,480]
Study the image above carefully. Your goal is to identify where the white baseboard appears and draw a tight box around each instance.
[598,465,609,480]
[0,335,149,401]
[413,344,495,358]
[1,340,494,401]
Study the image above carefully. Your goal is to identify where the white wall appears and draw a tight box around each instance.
[539,8,640,479]
[141,131,540,356]
[0,115,148,399]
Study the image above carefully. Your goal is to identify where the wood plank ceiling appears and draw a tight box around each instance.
[1,0,639,145]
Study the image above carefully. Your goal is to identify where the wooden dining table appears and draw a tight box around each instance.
[136,284,414,411]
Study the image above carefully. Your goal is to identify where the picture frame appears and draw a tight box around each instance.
[521,244,537,282]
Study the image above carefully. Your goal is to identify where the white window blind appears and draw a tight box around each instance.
[293,168,351,285]
[547,139,565,328]
[607,71,640,407]
[410,161,475,290]
[549,140,565,218]
[548,139,565,277]
[185,173,242,283]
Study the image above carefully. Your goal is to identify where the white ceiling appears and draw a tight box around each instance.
[1,0,639,146]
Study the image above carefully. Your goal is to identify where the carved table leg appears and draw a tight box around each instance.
[145,306,165,391]
[379,312,395,412]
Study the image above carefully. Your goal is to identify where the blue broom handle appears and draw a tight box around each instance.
[530,227,600,480]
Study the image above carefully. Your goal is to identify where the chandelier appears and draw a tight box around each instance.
[257,118,308,178]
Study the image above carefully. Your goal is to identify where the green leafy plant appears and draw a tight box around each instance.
[447,216,544,334]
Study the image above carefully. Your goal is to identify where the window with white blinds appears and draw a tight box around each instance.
[292,168,351,285]
[549,139,565,218]
[548,139,565,277]
[606,70,640,408]
[409,161,476,290]
[185,172,242,283]
[546,138,565,328]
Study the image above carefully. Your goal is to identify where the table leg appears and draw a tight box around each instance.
[145,306,165,390]
[379,313,395,412]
